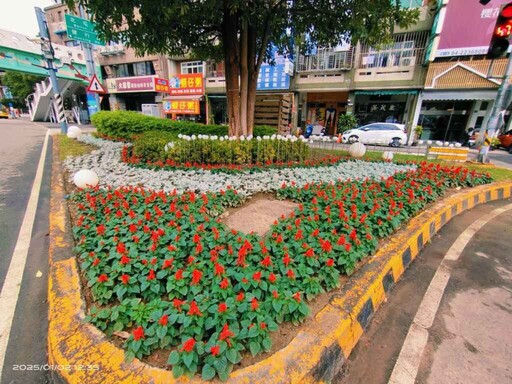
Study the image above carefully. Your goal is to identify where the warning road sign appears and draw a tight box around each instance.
[87,74,106,94]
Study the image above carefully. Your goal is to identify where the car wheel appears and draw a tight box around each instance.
[348,135,359,144]
[390,137,401,147]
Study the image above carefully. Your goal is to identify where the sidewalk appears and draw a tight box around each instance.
[336,199,512,384]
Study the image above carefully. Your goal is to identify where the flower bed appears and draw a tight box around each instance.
[70,161,492,380]
[65,135,415,196]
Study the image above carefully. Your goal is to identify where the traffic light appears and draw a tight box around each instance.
[488,2,512,59]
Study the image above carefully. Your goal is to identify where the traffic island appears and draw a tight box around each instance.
[48,136,512,383]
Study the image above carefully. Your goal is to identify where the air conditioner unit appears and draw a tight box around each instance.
[104,66,112,76]
[400,56,416,67]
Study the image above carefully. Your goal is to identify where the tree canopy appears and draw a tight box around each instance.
[67,0,419,135]
[1,71,45,101]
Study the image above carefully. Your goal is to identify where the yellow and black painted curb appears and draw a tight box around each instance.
[48,140,512,383]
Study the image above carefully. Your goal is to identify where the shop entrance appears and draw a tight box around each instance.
[418,101,473,142]
[305,92,348,135]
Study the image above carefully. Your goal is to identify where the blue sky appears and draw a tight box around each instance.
[0,0,54,36]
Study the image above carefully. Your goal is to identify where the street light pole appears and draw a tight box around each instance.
[35,7,68,134]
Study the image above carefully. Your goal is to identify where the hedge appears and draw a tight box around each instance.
[91,111,277,139]
[132,130,309,165]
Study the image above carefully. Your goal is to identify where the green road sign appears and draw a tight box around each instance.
[65,14,105,46]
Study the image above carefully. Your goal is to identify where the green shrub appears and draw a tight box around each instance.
[132,130,309,165]
[91,111,277,139]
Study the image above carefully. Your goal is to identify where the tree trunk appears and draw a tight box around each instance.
[222,5,241,136]
[247,25,257,135]
[240,20,249,136]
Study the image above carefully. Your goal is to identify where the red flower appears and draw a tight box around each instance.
[260,322,267,329]
[337,235,346,245]
[116,242,126,254]
[345,243,352,252]
[210,345,220,356]
[121,274,130,284]
[129,224,137,233]
[133,326,144,341]
[96,224,105,236]
[97,274,108,283]
[287,269,295,279]
[350,229,357,240]
[251,298,259,311]
[175,269,183,280]
[268,273,277,283]
[275,234,283,243]
[321,240,333,253]
[283,253,292,266]
[188,301,203,316]
[272,290,279,299]
[261,256,272,268]
[173,298,185,311]
[220,278,229,289]
[191,269,202,285]
[158,314,168,326]
[293,292,301,302]
[305,248,315,258]
[181,338,195,353]
[163,259,174,269]
[218,303,227,313]
[120,255,130,265]
[326,259,334,267]
[150,257,157,265]
[295,230,304,240]
[214,263,225,276]
[92,258,100,266]
[312,228,320,237]
[253,271,262,282]
[147,269,156,280]
[236,292,245,302]
[219,323,235,347]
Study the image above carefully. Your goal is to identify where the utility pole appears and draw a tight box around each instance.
[79,5,101,118]
[35,7,68,134]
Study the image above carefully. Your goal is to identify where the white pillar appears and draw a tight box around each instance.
[407,92,423,145]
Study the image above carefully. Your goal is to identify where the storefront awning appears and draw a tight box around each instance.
[354,89,419,96]
[422,90,497,101]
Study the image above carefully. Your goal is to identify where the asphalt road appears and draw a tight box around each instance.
[336,198,512,384]
[0,119,51,384]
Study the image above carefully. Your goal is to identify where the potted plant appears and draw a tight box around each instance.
[337,113,358,135]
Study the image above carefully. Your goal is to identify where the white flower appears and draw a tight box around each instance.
[257,136,262,141]
[178,134,183,139]
[271,134,277,140]
[220,137,225,141]
[263,135,270,140]
[240,136,246,141]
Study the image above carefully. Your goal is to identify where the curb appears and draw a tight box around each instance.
[48,143,512,383]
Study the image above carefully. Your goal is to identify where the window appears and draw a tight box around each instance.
[58,11,62,21]
[181,61,204,74]
[115,61,155,77]
[480,101,489,111]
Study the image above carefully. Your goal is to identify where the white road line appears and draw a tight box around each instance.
[0,129,49,376]
[388,202,512,384]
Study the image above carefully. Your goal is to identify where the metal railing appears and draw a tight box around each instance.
[297,49,353,72]
[357,47,425,69]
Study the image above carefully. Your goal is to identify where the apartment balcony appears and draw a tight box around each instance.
[52,22,67,34]
[98,44,126,56]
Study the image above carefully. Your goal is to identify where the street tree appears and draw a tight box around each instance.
[66,0,419,136]
[1,71,45,102]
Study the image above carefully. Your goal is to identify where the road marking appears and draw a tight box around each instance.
[388,203,512,384]
[0,129,49,376]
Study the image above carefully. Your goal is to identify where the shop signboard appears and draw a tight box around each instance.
[436,0,510,57]
[154,78,170,93]
[169,74,204,95]
[163,100,200,114]
[109,76,156,93]
[257,58,293,90]
[65,14,104,46]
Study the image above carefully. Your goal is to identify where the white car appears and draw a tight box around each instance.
[341,123,407,147]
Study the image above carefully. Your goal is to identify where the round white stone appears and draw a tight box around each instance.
[349,142,366,158]
[67,125,82,139]
[73,169,99,189]
[382,151,394,161]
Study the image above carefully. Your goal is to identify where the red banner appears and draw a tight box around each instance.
[163,100,200,114]
[169,74,204,95]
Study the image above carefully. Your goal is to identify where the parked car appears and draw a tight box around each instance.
[341,123,407,147]
[0,109,9,119]
[498,129,512,153]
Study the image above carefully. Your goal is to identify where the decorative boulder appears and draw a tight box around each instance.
[382,151,394,161]
[67,125,82,139]
[349,142,366,158]
[73,169,99,189]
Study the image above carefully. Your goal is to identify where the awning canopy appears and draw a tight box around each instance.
[422,90,497,101]
[354,89,419,96]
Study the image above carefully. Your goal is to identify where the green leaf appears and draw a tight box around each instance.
[214,355,228,375]
[262,337,272,352]
[272,301,282,313]
[172,364,184,378]
[183,352,194,368]
[167,350,180,365]
[125,350,135,363]
[226,348,238,364]
[156,326,167,339]
[249,341,261,357]
[202,363,216,381]
[113,321,124,332]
